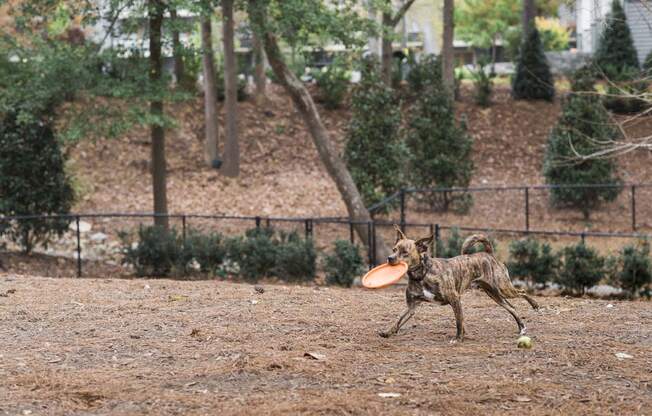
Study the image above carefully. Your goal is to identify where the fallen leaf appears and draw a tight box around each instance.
[378,392,401,398]
[168,295,189,302]
[304,352,326,360]
[513,396,531,402]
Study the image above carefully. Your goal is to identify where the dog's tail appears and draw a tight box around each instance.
[461,234,493,255]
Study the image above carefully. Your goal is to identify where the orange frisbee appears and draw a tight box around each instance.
[362,262,408,289]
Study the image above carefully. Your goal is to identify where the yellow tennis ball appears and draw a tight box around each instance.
[517,336,533,349]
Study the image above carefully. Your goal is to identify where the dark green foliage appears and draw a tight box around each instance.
[406,55,444,96]
[436,228,497,258]
[121,225,182,277]
[0,113,74,253]
[315,59,349,109]
[594,0,639,80]
[644,50,652,76]
[232,227,279,281]
[324,240,365,287]
[507,238,559,286]
[405,55,474,213]
[273,231,317,282]
[543,69,621,220]
[558,242,605,295]
[511,27,555,101]
[608,242,652,298]
[180,230,226,274]
[470,60,494,107]
[345,59,409,207]
[602,67,649,115]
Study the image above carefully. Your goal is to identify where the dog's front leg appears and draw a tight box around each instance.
[379,303,416,338]
[449,297,465,341]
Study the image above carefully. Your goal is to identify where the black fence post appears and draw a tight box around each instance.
[181,215,187,245]
[304,219,313,239]
[631,185,636,231]
[75,215,82,278]
[349,221,355,244]
[434,224,441,257]
[399,189,406,232]
[429,224,435,256]
[580,232,586,244]
[367,221,373,269]
[524,187,530,232]
[266,217,271,228]
[255,216,261,228]
[372,221,377,266]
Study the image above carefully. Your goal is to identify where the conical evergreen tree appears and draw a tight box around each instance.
[405,55,474,212]
[511,26,555,101]
[543,68,621,220]
[345,59,409,207]
[594,0,639,80]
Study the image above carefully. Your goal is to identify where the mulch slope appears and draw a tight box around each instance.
[1,276,650,415]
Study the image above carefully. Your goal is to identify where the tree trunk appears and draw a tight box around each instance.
[442,0,455,94]
[381,11,393,85]
[222,0,239,177]
[170,8,184,85]
[522,0,536,36]
[148,0,168,228]
[248,1,382,260]
[201,16,220,168]
[252,31,267,106]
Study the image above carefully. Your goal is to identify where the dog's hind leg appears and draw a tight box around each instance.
[517,290,540,310]
[449,297,465,341]
[379,303,417,338]
[476,280,527,335]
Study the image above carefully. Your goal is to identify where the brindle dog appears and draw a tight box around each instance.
[379,226,539,341]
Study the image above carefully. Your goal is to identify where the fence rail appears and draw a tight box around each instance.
[368,183,652,232]
[3,210,652,279]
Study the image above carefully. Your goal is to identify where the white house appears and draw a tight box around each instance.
[573,0,652,64]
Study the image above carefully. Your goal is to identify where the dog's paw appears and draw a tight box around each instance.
[378,330,391,338]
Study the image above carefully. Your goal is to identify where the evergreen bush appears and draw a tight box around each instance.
[511,26,555,101]
[345,58,409,207]
[405,55,474,213]
[470,59,494,107]
[608,242,652,299]
[594,0,639,80]
[507,238,559,286]
[273,231,317,282]
[543,67,621,219]
[315,59,350,110]
[558,242,605,295]
[120,225,183,277]
[324,240,365,287]
[0,113,74,253]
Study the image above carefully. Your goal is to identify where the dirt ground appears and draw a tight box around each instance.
[1,275,650,416]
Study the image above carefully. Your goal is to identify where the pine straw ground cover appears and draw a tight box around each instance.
[0,275,650,415]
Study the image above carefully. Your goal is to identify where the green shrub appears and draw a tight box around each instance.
[507,238,559,286]
[315,59,350,109]
[602,67,649,115]
[543,67,621,220]
[0,113,74,253]
[405,55,474,213]
[558,242,605,295]
[511,26,555,101]
[535,17,570,52]
[345,58,409,207]
[406,54,445,96]
[216,67,248,102]
[643,50,652,76]
[594,0,639,80]
[180,229,226,273]
[230,227,278,281]
[608,242,652,299]
[470,60,494,107]
[121,225,182,277]
[274,231,316,282]
[324,240,366,287]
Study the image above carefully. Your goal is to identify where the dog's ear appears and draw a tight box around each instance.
[415,235,433,254]
[393,224,407,243]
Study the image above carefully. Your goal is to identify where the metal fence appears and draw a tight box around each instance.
[2,210,652,278]
[369,183,652,232]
